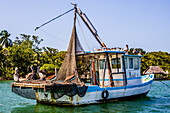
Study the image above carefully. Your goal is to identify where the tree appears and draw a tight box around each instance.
[0,45,6,77]
[54,51,66,69]
[141,51,170,74]
[42,47,58,64]
[6,34,43,77]
[128,48,146,55]
[0,30,13,48]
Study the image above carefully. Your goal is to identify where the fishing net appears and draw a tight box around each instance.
[56,15,84,85]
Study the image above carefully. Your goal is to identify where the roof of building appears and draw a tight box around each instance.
[143,66,167,74]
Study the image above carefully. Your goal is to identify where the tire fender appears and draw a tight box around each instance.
[101,90,109,99]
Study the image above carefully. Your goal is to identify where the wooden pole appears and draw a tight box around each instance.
[106,53,114,87]
[102,56,107,86]
[116,53,119,73]
[92,60,96,85]
[122,56,127,85]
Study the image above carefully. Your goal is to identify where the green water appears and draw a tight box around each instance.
[0,81,169,113]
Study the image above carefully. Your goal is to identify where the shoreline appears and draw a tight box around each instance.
[0,79,169,81]
[154,78,170,81]
[0,78,13,81]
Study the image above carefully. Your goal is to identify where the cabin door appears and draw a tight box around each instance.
[124,57,141,78]
[99,59,110,86]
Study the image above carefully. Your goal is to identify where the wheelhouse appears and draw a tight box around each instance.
[77,50,143,87]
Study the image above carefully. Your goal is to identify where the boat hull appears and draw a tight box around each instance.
[37,91,149,106]
[35,74,154,106]
[12,86,36,99]
[11,74,154,106]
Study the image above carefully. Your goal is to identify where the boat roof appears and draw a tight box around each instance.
[76,50,126,56]
[77,50,143,57]
[85,50,126,54]
[123,54,143,57]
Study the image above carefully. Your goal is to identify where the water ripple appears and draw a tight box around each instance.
[0,81,169,113]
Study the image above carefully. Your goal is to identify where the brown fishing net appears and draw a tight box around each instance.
[56,14,84,85]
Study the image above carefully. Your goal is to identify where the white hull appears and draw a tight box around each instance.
[35,74,154,106]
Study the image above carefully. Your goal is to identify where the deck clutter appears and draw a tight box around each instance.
[11,4,154,106]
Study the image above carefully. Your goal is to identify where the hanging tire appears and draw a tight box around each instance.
[101,90,109,99]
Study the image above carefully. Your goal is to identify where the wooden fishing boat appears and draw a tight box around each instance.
[11,4,154,106]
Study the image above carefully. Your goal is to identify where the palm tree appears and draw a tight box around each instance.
[0,30,13,48]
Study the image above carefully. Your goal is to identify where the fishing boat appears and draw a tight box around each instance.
[11,4,154,106]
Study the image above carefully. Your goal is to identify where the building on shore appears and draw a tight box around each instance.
[143,66,169,80]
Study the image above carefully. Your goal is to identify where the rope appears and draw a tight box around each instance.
[159,81,170,88]
[76,17,90,51]
[35,8,75,31]
[39,29,67,44]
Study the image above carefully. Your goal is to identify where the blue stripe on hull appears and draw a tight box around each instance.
[100,74,153,81]
[100,77,144,82]
[87,79,153,92]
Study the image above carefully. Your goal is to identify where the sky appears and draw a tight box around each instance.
[0,0,170,52]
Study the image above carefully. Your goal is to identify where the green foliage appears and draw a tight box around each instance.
[0,45,5,76]
[0,30,13,48]
[40,64,57,74]
[1,34,44,78]
[141,51,170,74]
[77,56,90,75]
[128,48,146,55]
[54,51,66,68]
[0,30,67,79]
[0,30,169,80]
[41,47,58,64]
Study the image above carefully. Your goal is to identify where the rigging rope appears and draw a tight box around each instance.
[76,17,90,51]
[39,29,67,44]
[159,81,170,88]
[35,8,75,31]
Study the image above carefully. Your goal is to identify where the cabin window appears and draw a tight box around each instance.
[95,60,99,71]
[124,57,128,69]
[111,58,121,69]
[99,59,108,69]
[134,58,139,70]
[129,58,133,69]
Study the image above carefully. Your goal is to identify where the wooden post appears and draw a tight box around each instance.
[102,56,107,86]
[106,53,114,87]
[116,53,119,73]
[92,60,96,85]
[122,56,127,85]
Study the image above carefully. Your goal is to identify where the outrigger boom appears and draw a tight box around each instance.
[35,4,106,48]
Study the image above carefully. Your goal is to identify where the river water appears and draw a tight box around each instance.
[0,81,169,113]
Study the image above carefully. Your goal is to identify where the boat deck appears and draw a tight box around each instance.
[11,80,82,91]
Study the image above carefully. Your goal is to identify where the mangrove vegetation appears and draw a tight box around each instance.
[0,30,169,80]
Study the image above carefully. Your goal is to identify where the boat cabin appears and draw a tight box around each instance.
[80,50,142,87]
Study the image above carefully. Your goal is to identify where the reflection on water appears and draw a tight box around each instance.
[0,81,170,113]
[11,96,169,113]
